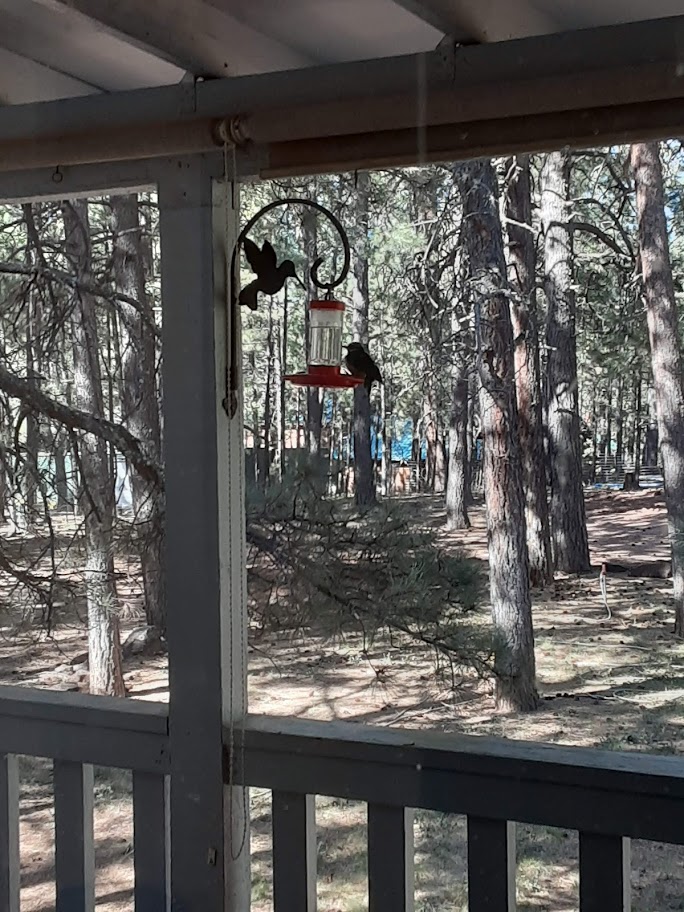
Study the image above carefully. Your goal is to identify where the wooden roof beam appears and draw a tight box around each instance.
[1,14,684,176]
[29,0,313,77]
[392,0,558,42]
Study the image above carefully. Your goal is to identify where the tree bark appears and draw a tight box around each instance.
[350,172,376,506]
[504,155,553,586]
[111,194,165,635]
[445,351,470,530]
[54,435,71,509]
[631,141,684,636]
[456,159,538,712]
[541,151,591,573]
[62,199,124,697]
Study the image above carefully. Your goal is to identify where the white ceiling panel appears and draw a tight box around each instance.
[1,0,684,106]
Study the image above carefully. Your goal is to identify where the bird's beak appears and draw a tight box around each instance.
[294,273,306,289]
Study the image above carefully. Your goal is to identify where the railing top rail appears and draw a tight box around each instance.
[242,713,684,783]
[0,685,169,773]
[0,684,168,733]
[240,714,684,843]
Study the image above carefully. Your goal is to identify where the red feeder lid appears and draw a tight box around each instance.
[284,364,363,389]
[309,299,345,311]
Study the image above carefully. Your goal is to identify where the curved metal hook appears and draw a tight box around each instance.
[226,197,351,418]
[234,197,350,296]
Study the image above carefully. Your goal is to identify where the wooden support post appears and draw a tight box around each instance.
[368,804,414,912]
[272,792,317,911]
[133,771,169,912]
[579,833,631,912]
[0,753,20,912]
[159,156,249,911]
[467,817,516,911]
[53,761,94,912]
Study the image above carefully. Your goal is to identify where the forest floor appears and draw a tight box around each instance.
[2,488,684,911]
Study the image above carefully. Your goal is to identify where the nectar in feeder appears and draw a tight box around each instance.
[284,299,364,388]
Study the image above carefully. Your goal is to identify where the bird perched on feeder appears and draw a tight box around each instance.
[239,237,302,311]
[344,342,383,393]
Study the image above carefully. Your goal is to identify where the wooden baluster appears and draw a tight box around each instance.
[0,753,20,912]
[133,771,169,912]
[54,761,94,912]
[467,817,516,911]
[368,804,414,912]
[272,791,316,911]
[580,833,631,912]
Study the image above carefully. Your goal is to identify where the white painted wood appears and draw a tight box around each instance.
[393,0,557,41]
[0,0,184,90]
[159,156,248,911]
[0,15,682,160]
[159,155,225,912]
[0,153,254,205]
[0,754,20,912]
[213,175,251,911]
[224,0,441,63]
[0,46,94,104]
[31,0,312,77]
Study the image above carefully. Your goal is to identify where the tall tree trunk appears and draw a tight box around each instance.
[111,194,165,636]
[21,204,42,531]
[615,378,624,471]
[643,386,659,465]
[350,172,376,506]
[631,141,684,636]
[634,375,643,476]
[379,380,389,497]
[54,434,71,509]
[504,155,553,585]
[445,350,470,530]
[456,160,537,712]
[62,199,124,696]
[541,151,591,573]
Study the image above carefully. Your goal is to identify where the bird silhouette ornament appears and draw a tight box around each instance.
[238,237,303,311]
[344,342,383,393]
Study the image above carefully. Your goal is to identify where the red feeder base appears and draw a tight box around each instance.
[284,365,364,388]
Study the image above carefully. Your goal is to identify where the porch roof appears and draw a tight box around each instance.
[1,0,683,106]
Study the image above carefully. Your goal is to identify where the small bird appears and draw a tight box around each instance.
[344,342,383,393]
[239,237,302,311]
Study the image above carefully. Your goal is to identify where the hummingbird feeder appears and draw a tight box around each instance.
[225,198,363,417]
[284,299,361,388]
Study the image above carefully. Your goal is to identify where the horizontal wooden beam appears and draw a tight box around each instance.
[0,684,169,772]
[261,96,684,176]
[238,714,684,845]
[0,13,682,167]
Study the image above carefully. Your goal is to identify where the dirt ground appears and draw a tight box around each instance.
[2,489,684,911]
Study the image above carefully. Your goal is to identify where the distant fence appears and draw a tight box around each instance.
[583,459,663,489]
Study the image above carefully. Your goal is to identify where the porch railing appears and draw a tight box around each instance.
[241,714,684,912]
[0,685,169,911]
[1,684,684,910]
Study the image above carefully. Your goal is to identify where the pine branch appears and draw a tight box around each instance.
[0,261,160,338]
[0,362,163,492]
